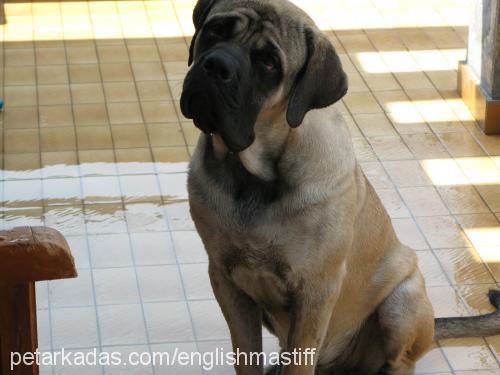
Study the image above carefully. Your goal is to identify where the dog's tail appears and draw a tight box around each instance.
[434,289,500,340]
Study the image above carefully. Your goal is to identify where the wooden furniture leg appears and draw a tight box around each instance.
[0,227,77,375]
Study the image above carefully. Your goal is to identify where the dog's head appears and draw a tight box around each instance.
[180,0,348,152]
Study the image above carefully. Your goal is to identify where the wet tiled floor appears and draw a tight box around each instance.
[1,0,500,374]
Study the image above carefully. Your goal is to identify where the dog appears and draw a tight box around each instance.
[180,0,500,373]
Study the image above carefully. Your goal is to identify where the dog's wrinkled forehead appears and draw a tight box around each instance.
[199,0,315,71]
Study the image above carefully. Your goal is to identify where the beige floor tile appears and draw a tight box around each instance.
[417,216,471,249]
[76,126,113,150]
[400,186,449,217]
[429,121,467,134]
[377,188,411,218]
[4,129,40,154]
[427,285,469,317]
[373,90,409,113]
[39,105,73,127]
[38,84,71,105]
[158,42,189,62]
[100,62,134,82]
[66,45,98,64]
[168,80,184,101]
[438,132,487,157]
[5,66,37,85]
[111,124,149,149]
[97,45,130,63]
[68,64,101,83]
[132,62,166,81]
[152,147,190,174]
[435,248,495,285]
[345,70,368,93]
[427,70,459,91]
[395,71,435,90]
[128,44,160,62]
[40,128,77,152]
[4,85,37,106]
[368,136,414,161]
[352,138,378,162]
[383,160,433,187]
[4,106,38,129]
[137,81,171,101]
[338,33,375,52]
[392,217,429,250]
[416,348,452,373]
[36,47,67,65]
[486,335,500,362]
[147,123,185,147]
[437,186,490,215]
[5,48,35,66]
[360,161,393,189]
[163,61,189,80]
[104,82,138,102]
[73,103,108,126]
[181,122,201,146]
[115,148,155,175]
[344,91,382,114]
[4,153,41,180]
[456,157,500,185]
[440,338,498,371]
[362,72,402,92]
[79,149,117,176]
[37,65,69,85]
[41,151,79,178]
[70,83,105,104]
[457,284,500,315]
[477,186,500,213]
[471,133,500,156]
[354,113,396,137]
[365,29,406,51]
[417,251,450,287]
[141,101,178,123]
[107,102,143,124]
[402,133,450,159]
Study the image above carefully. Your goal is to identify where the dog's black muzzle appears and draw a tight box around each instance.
[181,46,257,153]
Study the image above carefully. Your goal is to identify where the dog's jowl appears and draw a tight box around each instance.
[181,0,500,374]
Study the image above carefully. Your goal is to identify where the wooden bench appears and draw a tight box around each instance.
[0,227,77,375]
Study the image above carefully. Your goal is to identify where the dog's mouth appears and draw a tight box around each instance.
[181,75,256,153]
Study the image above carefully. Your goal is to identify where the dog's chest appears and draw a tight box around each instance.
[224,243,292,309]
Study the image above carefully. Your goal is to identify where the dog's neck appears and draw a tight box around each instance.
[212,112,291,182]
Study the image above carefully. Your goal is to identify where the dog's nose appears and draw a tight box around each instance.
[202,52,237,82]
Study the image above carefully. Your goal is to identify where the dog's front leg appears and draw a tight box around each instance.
[282,279,342,375]
[209,262,263,375]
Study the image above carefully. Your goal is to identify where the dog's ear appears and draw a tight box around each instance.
[188,0,218,66]
[286,28,348,128]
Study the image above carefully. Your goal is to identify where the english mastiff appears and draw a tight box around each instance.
[180,0,500,373]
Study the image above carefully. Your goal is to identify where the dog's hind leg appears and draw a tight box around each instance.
[264,364,282,375]
[376,270,435,375]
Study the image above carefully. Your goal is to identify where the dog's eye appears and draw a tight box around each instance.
[259,54,279,73]
[207,23,227,39]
